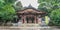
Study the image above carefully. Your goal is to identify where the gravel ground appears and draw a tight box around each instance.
[0,26,60,30]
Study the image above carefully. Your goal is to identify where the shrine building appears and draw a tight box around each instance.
[16,5,46,24]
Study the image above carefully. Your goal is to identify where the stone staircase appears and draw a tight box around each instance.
[21,23,39,27]
[11,23,50,30]
[17,23,40,30]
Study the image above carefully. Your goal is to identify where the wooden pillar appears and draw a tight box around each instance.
[24,16,26,23]
[23,16,27,23]
[35,16,36,24]
[38,15,41,24]
[36,18,38,23]
[22,15,25,23]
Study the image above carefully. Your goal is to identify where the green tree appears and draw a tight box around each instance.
[38,0,60,16]
[0,0,17,25]
[13,1,23,10]
[2,4,16,21]
[38,0,60,26]
[50,8,60,26]
[4,0,17,4]
[0,0,5,7]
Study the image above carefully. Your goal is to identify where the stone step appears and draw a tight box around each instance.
[10,26,50,30]
[18,24,40,27]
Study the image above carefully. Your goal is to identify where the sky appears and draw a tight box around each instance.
[17,0,39,9]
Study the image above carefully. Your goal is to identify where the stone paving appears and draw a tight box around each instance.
[0,23,60,30]
[0,26,60,30]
